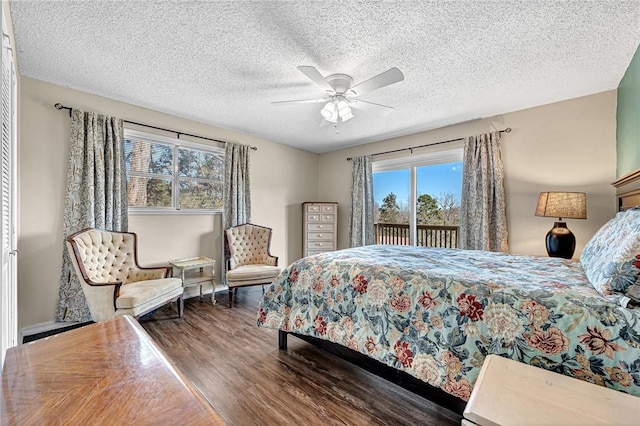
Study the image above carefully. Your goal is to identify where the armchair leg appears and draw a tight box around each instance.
[177,296,184,318]
[228,288,234,308]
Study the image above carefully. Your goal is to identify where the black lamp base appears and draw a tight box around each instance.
[545,221,576,259]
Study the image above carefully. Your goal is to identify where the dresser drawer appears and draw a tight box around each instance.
[307,223,334,231]
[306,214,321,223]
[306,204,336,214]
[320,214,335,222]
[307,240,335,250]
[307,231,334,241]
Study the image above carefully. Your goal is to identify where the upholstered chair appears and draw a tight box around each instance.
[66,228,184,322]
[225,223,281,307]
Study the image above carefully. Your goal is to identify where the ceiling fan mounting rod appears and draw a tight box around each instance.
[325,73,353,94]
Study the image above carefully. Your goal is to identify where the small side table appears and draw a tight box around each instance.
[169,257,217,305]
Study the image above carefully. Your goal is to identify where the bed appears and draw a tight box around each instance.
[257,181,640,410]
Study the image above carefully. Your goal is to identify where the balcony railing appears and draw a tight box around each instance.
[374,222,460,249]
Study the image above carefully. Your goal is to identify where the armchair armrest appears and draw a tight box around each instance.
[127,265,172,282]
[267,255,278,267]
[79,280,122,319]
[82,279,123,297]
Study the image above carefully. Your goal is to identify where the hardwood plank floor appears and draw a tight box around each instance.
[141,287,462,426]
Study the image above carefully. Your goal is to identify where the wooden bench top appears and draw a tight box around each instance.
[1,315,225,425]
[464,354,640,425]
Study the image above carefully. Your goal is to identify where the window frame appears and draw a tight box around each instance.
[372,146,463,245]
[124,128,225,215]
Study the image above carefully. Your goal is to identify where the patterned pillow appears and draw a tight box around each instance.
[580,207,640,297]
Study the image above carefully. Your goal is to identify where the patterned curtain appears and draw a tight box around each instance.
[56,109,128,322]
[349,156,375,247]
[460,131,508,252]
[223,142,251,230]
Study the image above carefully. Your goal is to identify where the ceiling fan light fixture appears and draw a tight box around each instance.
[340,112,353,122]
[321,101,339,122]
[337,100,353,121]
[320,101,335,118]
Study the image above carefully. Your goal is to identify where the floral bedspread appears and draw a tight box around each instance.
[257,245,640,401]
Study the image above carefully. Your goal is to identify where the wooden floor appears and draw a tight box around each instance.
[141,287,462,426]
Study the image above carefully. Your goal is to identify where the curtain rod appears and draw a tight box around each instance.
[54,103,257,151]
[346,127,511,161]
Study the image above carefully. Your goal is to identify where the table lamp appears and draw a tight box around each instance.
[535,192,587,259]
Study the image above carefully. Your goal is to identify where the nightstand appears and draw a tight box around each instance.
[463,355,639,425]
[169,257,217,305]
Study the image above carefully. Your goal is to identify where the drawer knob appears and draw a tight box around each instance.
[317,234,323,237]
[318,225,323,229]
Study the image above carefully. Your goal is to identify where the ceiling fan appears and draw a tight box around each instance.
[272,66,404,124]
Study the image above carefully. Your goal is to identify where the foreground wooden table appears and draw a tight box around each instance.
[463,354,640,425]
[1,316,225,425]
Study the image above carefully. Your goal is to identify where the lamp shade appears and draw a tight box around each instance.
[535,192,587,220]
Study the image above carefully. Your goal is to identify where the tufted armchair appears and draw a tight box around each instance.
[66,228,184,322]
[225,223,281,307]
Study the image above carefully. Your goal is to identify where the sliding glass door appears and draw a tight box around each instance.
[373,148,463,248]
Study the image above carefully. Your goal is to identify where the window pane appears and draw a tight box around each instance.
[178,147,224,180]
[416,161,462,249]
[373,169,410,224]
[373,169,410,245]
[127,176,172,207]
[416,161,462,226]
[125,138,173,175]
[178,179,223,209]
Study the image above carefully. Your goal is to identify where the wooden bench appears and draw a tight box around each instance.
[463,354,640,425]
[1,316,225,425]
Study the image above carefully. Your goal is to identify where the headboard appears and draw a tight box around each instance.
[612,169,640,211]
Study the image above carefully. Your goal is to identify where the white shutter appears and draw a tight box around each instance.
[1,8,18,368]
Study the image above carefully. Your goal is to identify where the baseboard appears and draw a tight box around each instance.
[20,283,228,343]
[21,320,93,344]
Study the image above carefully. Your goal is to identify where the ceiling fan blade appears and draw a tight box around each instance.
[347,67,404,97]
[348,99,395,116]
[271,98,327,105]
[297,66,334,94]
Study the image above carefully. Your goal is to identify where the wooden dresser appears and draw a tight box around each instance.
[303,202,338,256]
[1,316,225,425]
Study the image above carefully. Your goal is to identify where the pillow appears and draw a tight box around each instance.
[580,207,640,297]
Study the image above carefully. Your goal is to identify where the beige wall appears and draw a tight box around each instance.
[18,77,318,329]
[17,76,618,329]
[319,91,618,256]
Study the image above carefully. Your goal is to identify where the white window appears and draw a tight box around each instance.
[124,129,224,213]
[372,147,463,247]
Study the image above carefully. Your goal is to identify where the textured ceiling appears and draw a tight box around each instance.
[9,1,640,153]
